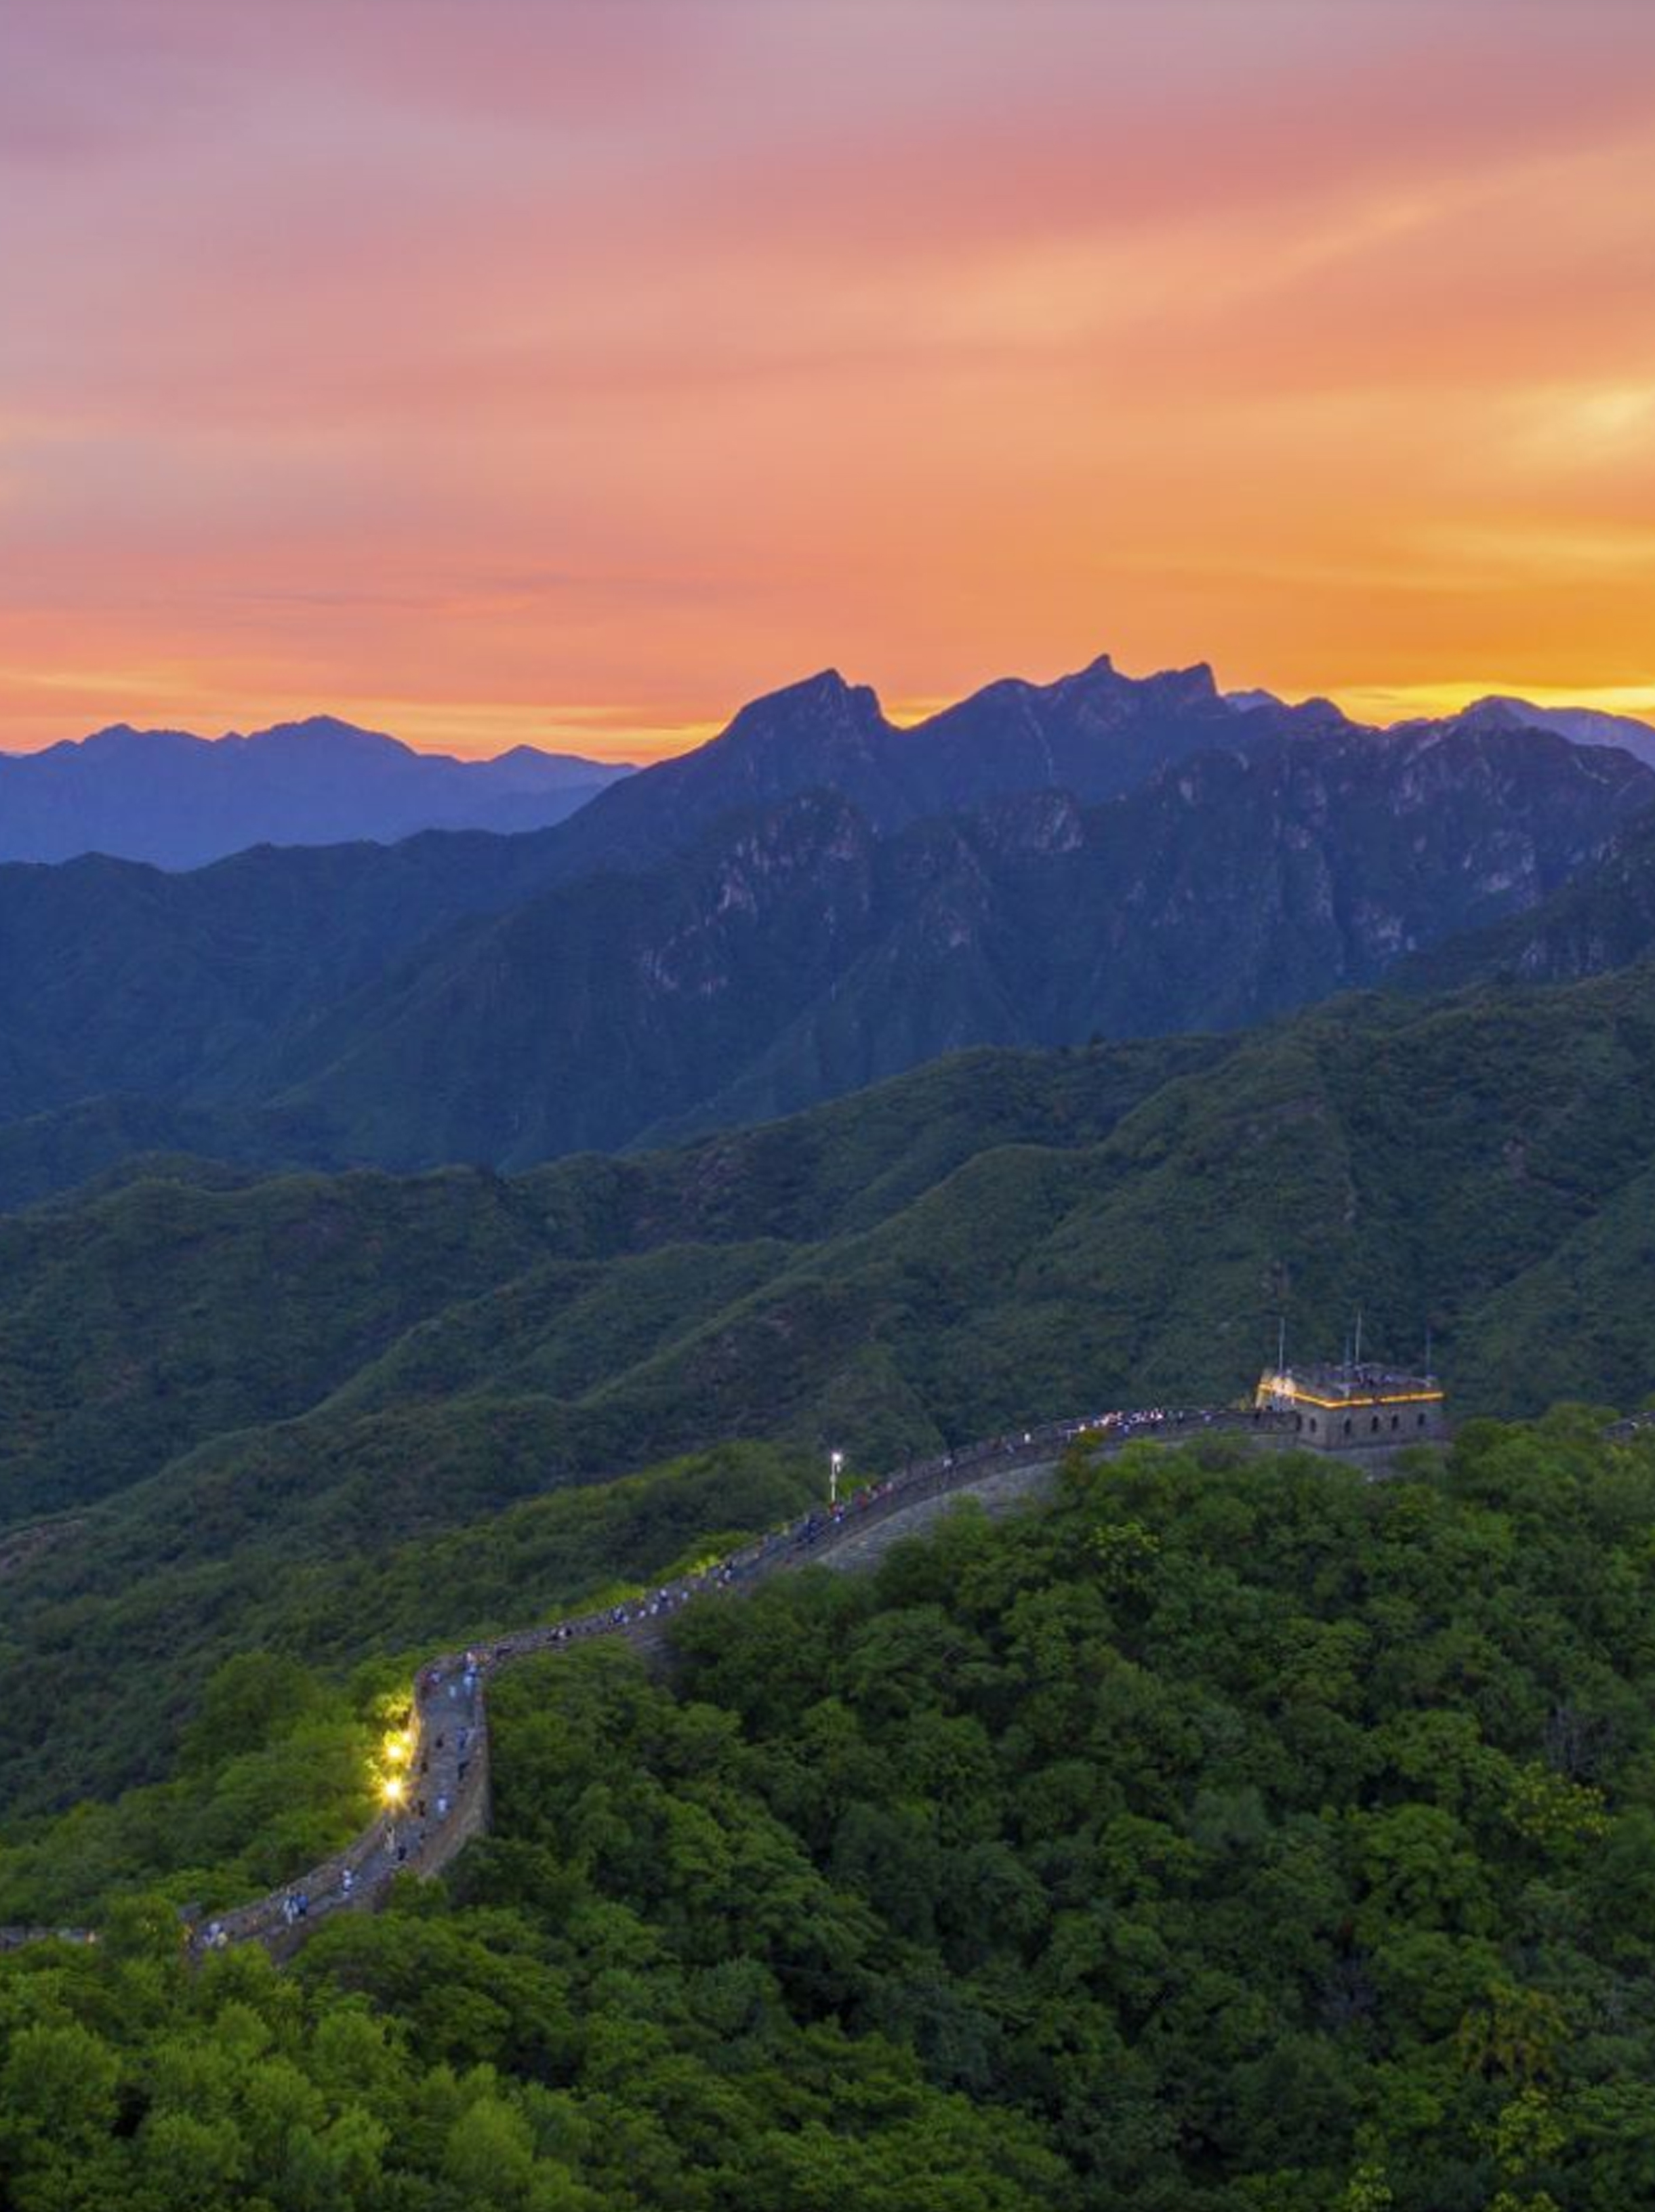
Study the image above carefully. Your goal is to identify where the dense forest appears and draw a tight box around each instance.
[0,1442,817,1817]
[7,964,1655,1816]
[6,1417,1655,2210]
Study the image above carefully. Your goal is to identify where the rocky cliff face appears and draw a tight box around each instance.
[3,678,1652,1185]
[263,718,1655,1164]
[1402,806,1655,992]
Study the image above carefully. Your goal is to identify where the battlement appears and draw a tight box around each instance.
[1255,1362,1447,1450]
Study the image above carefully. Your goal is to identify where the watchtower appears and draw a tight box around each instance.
[1254,1358,1448,1454]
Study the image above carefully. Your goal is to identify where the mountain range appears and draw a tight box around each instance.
[0,656,1309,874]
[3,655,1655,1195]
[14,660,1650,876]
[243,716,1655,1168]
[534,655,1347,870]
[0,714,634,868]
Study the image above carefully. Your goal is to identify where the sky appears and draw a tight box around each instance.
[3,0,1654,760]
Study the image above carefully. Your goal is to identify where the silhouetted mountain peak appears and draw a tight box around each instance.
[1448,696,1655,766]
[1389,695,1655,771]
[1033,653,1220,725]
[1044,650,1118,693]
[80,722,207,757]
[798,666,854,699]
[1145,659,1219,705]
[716,668,888,757]
[1224,687,1355,733]
[1454,698,1535,732]
[245,715,413,758]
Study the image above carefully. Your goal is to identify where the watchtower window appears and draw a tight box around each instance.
[1371,1416,1381,1433]
[1343,1418,1352,1437]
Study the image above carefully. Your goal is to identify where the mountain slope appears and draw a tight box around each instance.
[9,1418,1655,2212]
[264,719,1655,1166]
[522,653,1341,884]
[1402,804,1655,993]
[2,654,1652,1194]
[3,712,1646,1182]
[6,962,1655,1807]
[0,715,631,868]
[0,649,1290,1147]
[1439,693,1655,770]
[0,827,585,1128]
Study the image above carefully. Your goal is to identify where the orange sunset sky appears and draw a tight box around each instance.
[3,0,1654,760]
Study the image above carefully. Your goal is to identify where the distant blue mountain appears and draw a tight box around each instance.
[1225,684,1655,771]
[1436,695,1655,771]
[0,714,634,867]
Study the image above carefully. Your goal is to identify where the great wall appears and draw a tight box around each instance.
[10,1386,1646,1967]
[4,1407,1285,1962]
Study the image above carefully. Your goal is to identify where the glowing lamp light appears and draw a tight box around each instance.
[382,1776,405,1807]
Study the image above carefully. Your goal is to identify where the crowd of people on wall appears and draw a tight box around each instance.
[184,1410,1235,1957]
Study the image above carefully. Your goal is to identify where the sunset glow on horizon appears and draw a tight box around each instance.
[4,0,1654,760]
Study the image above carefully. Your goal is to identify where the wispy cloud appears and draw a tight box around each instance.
[1,0,1652,752]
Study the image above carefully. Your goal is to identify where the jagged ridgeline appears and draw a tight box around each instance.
[3,660,1654,1195]
[3,959,1655,1816]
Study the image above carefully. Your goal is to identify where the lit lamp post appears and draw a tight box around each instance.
[829,1449,844,1508]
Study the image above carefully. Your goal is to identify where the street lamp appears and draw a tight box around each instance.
[829,1449,844,1507]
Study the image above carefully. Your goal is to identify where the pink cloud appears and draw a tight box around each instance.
[2,0,1653,754]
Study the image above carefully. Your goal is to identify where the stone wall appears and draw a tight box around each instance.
[2,1404,1311,1964]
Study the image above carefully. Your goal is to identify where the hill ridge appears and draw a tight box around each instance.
[0,716,632,869]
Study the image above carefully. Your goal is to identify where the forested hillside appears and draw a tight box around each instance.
[4,966,1655,1814]
[5,1420,1655,2211]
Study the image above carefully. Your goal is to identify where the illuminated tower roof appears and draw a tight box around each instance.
[1254,1359,1448,1452]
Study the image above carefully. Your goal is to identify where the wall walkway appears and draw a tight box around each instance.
[0,1406,1299,1962]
